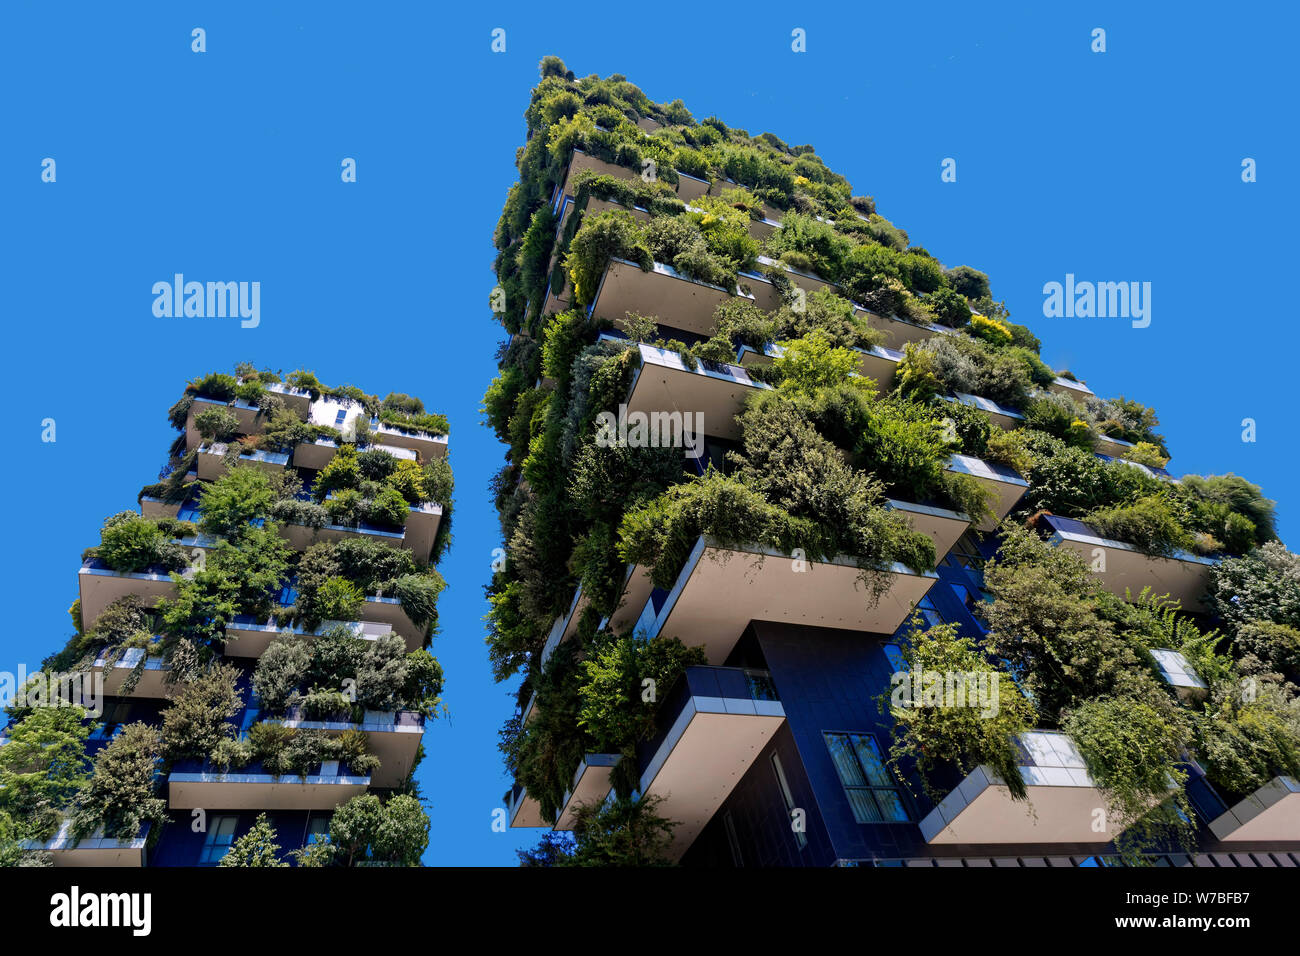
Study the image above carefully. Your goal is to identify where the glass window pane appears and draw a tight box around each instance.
[873,788,909,822]
[850,734,891,787]
[824,733,867,787]
[846,788,883,824]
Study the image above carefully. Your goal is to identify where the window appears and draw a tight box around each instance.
[723,812,744,867]
[944,531,986,572]
[306,815,331,845]
[882,642,908,673]
[771,753,807,849]
[199,815,239,864]
[915,594,944,628]
[823,732,908,824]
[333,409,347,427]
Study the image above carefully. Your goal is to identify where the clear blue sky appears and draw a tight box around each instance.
[1,2,1295,865]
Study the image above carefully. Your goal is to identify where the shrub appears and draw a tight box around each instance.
[314,577,366,623]
[70,723,166,841]
[193,407,240,442]
[0,707,90,841]
[253,637,311,714]
[1063,698,1191,852]
[391,572,445,629]
[367,486,410,529]
[160,665,243,761]
[566,210,651,305]
[97,516,187,574]
[199,466,275,538]
[1206,543,1300,632]
[883,622,1037,802]
[1085,495,1195,557]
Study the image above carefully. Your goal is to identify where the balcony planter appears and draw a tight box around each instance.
[195,442,289,480]
[590,258,752,339]
[1040,513,1219,609]
[264,709,425,789]
[620,341,770,443]
[1208,776,1300,842]
[554,754,623,831]
[92,647,172,698]
[168,758,371,811]
[919,731,1158,845]
[78,559,186,631]
[635,534,938,663]
[943,454,1029,532]
[223,616,394,659]
[20,820,150,868]
[637,666,785,860]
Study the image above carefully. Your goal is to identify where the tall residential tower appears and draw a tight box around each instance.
[3,367,451,867]
[486,58,1300,867]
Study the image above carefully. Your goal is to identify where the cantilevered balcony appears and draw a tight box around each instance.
[637,666,785,860]
[538,586,591,669]
[20,820,149,867]
[885,499,972,563]
[264,709,425,789]
[195,442,289,480]
[263,381,314,417]
[78,559,186,631]
[185,396,262,449]
[741,256,836,311]
[291,437,417,471]
[554,754,623,830]
[855,305,952,351]
[277,501,441,565]
[1048,375,1094,400]
[1150,648,1208,703]
[505,781,548,828]
[559,148,709,210]
[736,340,903,391]
[941,392,1025,432]
[140,471,197,519]
[589,258,752,339]
[168,758,370,811]
[92,648,172,698]
[621,341,770,443]
[361,595,428,651]
[1040,514,1218,609]
[945,453,1029,532]
[635,535,938,662]
[1093,432,1138,459]
[1208,776,1300,842]
[371,421,448,461]
[920,731,1139,845]
[223,616,395,659]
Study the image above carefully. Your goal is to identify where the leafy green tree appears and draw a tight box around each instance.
[882,622,1036,802]
[159,664,243,761]
[71,723,166,841]
[371,794,429,866]
[198,466,275,538]
[522,796,676,867]
[219,813,288,867]
[0,706,90,840]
